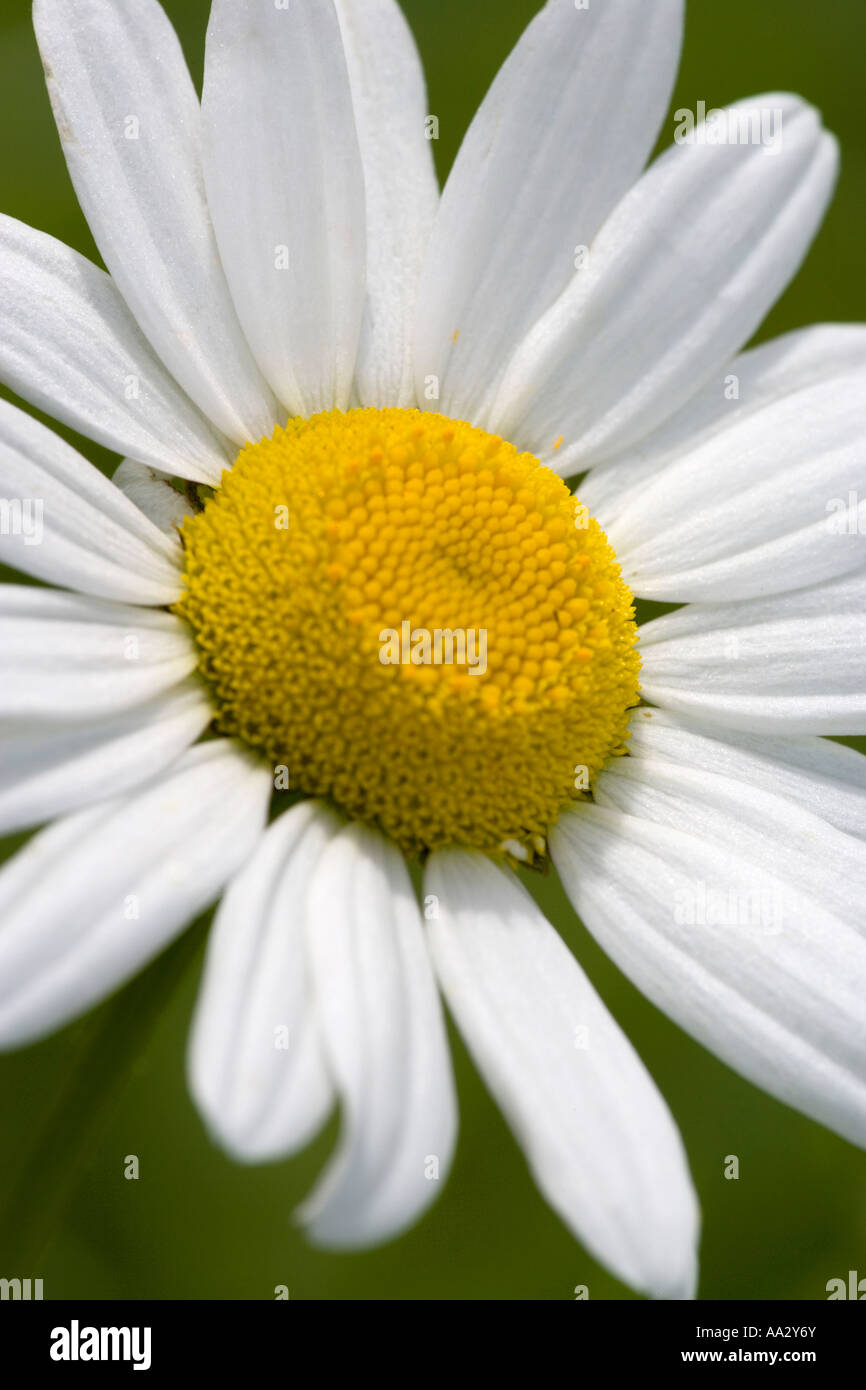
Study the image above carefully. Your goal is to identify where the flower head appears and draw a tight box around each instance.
[0,0,863,1300]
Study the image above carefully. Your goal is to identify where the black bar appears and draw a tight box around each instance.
[0,1298,862,1373]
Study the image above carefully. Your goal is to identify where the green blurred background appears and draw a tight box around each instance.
[0,0,864,1300]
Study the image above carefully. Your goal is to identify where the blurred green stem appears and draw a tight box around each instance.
[0,921,206,1273]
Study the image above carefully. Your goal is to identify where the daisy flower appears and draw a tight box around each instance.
[0,0,863,1301]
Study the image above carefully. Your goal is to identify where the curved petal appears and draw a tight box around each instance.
[0,679,212,835]
[582,324,866,532]
[33,0,281,445]
[0,400,183,603]
[594,749,866,931]
[626,706,866,842]
[335,0,438,407]
[202,0,366,416]
[414,0,683,423]
[0,587,198,720]
[425,849,699,1299]
[112,459,196,540]
[0,215,231,483]
[297,823,456,1248]
[490,96,838,473]
[188,801,342,1163]
[0,741,271,1049]
[638,572,866,733]
[552,802,866,1149]
[606,346,866,602]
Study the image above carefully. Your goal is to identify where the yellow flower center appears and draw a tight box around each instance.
[175,409,639,857]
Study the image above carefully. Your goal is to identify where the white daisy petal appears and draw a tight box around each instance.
[594,749,866,931]
[335,0,438,407]
[202,0,366,417]
[581,324,866,533]
[491,96,838,473]
[0,400,183,604]
[0,215,232,483]
[413,0,683,424]
[0,587,198,720]
[188,801,342,1164]
[112,460,196,541]
[33,0,281,446]
[605,345,866,602]
[638,572,866,733]
[0,741,271,1049]
[552,803,866,1149]
[297,823,456,1249]
[426,850,699,1300]
[626,707,866,842]
[0,679,212,836]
